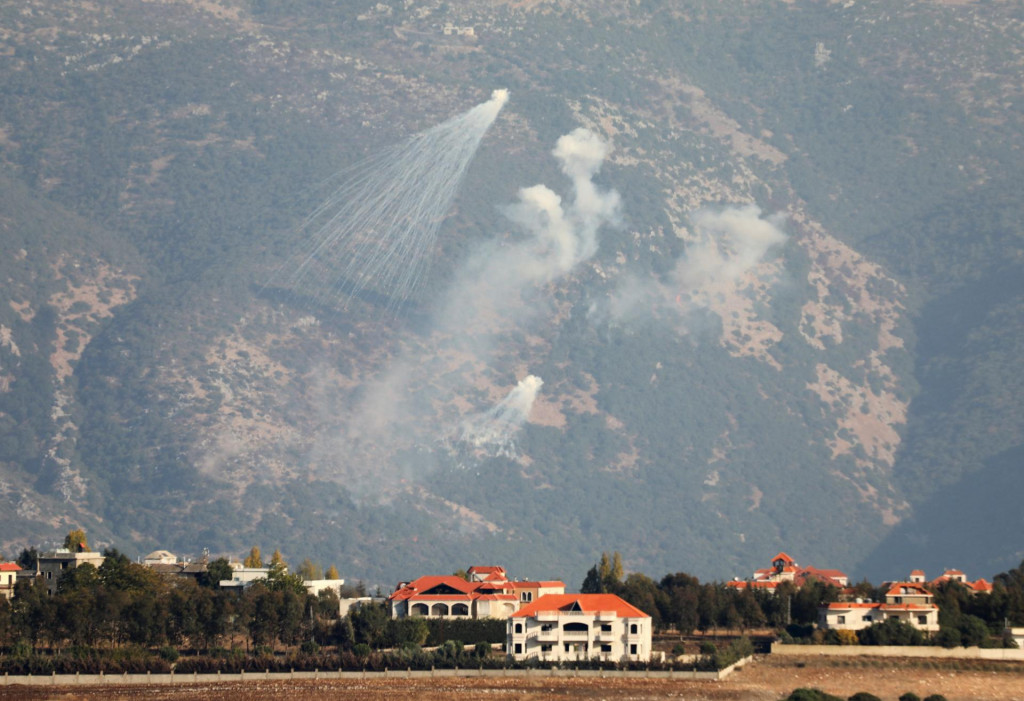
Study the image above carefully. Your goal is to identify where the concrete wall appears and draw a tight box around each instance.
[0,659,754,686]
[771,643,1024,661]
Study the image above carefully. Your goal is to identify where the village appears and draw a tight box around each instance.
[2,534,1022,674]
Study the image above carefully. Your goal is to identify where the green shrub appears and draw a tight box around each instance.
[158,645,180,662]
[898,693,921,701]
[783,689,844,701]
[847,693,881,701]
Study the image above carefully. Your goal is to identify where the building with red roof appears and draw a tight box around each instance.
[507,593,652,663]
[819,581,939,634]
[903,568,993,596]
[727,552,849,593]
[388,566,564,620]
[0,562,21,601]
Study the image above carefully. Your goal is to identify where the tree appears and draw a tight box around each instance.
[201,557,234,588]
[64,528,90,552]
[325,565,341,580]
[15,547,38,571]
[270,548,285,567]
[298,558,322,581]
[244,546,263,568]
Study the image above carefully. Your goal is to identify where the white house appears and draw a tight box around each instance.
[819,582,940,634]
[219,563,274,589]
[0,562,21,600]
[507,593,652,663]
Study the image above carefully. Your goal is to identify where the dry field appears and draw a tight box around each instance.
[2,656,1023,701]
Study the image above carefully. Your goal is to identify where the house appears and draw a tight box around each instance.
[916,568,993,595]
[36,549,105,595]
[819,581,939,634]
[0,562,21,600]
[218,563,273,589]
[388,566,565,620]
[507,593,652,663]
[727,552,849,593]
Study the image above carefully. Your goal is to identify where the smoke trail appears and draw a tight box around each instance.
[341,128,620,480]
[274,89,509,309]
[458,375,543,455]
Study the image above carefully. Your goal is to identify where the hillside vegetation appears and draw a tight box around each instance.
[0,0,1021,585]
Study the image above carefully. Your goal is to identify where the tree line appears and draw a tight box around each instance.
[582,552,1024,648]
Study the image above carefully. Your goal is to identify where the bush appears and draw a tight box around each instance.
[699,641,717,655]
[783,689,844,701]
[299,640,321,655]
[922,696,948,701]
[899,693,921,701]
[847,693,881,701]
[158,645,180,662]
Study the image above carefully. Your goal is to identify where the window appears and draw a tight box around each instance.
[918,615,928,625]
[630,623,638,634]
[541,644,551,652]
[520,591,533,602]
[514,643,522,654]
[601,644,611,652]
[837,615,846,624]
[601,623,612,632]
[514,623,523,634]
[862,615,872,622]
[630,644,637,655]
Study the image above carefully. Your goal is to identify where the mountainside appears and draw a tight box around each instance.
[1,0,1021,587]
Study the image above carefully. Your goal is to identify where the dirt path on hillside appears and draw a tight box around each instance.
[2,656,1022,701]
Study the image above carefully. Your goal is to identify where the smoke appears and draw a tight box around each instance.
[458,375,543,455]
[602,203,787,321]
[673,205,788,292]
[271,89,508,309]
[341,127,620,479]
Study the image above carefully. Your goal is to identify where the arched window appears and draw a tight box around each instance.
[431,603,449,617]
[411,603,429,617]
[452,603,470,616]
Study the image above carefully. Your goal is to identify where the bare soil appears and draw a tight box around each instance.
[2,656,1023,701]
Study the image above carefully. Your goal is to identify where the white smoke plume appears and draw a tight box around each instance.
[673,204,788,292]
[458,375,543,455]
[344,127,620,476]
[603,203,787,321]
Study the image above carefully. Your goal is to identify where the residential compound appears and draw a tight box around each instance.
[388,566,564,620]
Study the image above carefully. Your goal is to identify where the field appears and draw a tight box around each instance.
[2,656,1023,701]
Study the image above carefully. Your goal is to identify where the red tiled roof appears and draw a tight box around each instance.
[509,580,565,589]
[826,602,937,611]
[510,594,649,619]
[727,580,780,590]
[388,576,478,602]
[772,552,795,564]
[910,569,925,576]
[971,579,994,592]
[0,563,21,572]
[886,582,933,597]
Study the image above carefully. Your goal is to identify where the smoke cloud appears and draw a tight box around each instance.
[344,127,620,478]
[603,203,787,321]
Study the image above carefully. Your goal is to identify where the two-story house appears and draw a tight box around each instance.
[507,593,652,663]
[819,581,939,634]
